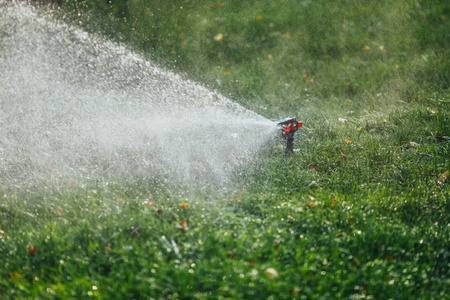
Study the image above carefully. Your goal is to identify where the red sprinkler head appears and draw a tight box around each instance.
[276,117,303,154]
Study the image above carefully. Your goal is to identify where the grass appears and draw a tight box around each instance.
[1,0,449,299]
[57,0,449,117]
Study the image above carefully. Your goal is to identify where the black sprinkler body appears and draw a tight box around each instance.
[276,117,303,154]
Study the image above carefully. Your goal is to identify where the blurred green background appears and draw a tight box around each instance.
[61,0,449,118]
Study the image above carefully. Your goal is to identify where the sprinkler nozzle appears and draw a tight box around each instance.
[276,117,303,154]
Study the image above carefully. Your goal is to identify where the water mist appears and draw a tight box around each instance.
[0,1,276,189]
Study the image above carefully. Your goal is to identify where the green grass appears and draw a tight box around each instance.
[57,0,449,117]
[1,0,449,299]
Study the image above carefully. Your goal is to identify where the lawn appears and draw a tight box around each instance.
[1,0,449,299]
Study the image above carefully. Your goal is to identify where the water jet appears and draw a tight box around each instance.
[0,1,277,189]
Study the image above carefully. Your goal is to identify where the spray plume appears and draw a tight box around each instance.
[0,1,276,189]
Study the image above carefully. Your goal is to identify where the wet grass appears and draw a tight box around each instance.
[1,100,448,299]
[1,0,449,299]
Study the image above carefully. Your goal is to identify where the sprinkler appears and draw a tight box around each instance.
[276,117,303,154]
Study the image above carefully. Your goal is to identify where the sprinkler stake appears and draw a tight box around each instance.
[276,117,303,154]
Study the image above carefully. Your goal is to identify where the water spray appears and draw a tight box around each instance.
[276,117,303,154]
[0,1,276,188]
